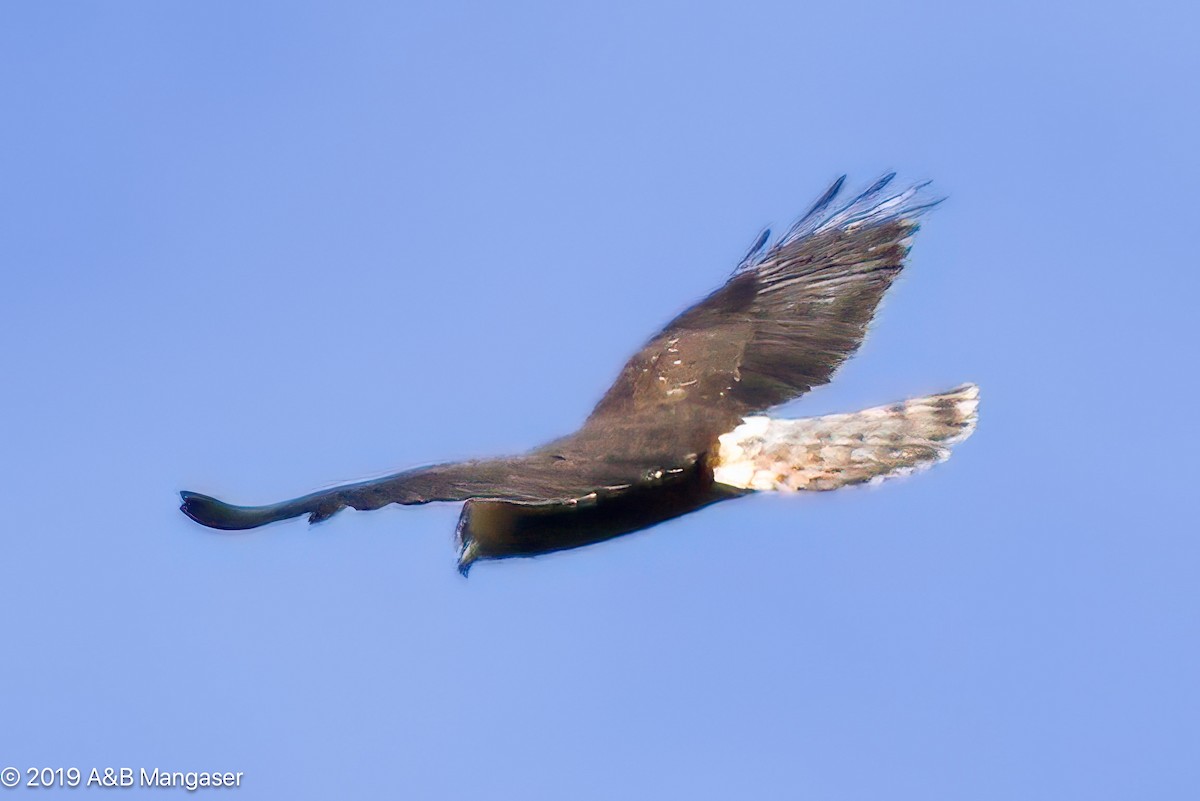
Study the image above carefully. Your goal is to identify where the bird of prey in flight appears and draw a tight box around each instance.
[181,175,979,574]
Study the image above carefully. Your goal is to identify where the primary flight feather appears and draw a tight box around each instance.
[180,174,978,573]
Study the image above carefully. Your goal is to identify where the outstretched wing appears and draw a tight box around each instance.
[585,175,940,439]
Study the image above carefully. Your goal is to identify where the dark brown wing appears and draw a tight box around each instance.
[180,176,943,541]
[585,175,940,443]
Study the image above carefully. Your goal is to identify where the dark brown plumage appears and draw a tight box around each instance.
[180,175,971,574]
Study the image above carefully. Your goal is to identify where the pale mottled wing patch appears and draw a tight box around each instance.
[713,384,979,491]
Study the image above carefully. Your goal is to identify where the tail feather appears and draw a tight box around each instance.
[712,384,979,492]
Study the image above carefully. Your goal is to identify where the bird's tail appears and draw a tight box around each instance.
[711,384,979,491]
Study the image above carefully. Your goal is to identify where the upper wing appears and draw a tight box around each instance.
[585,175,941,436]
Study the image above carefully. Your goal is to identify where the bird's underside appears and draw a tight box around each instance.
[180,174,979,574]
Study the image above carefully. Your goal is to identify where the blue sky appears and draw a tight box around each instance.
[1,1,1197,798]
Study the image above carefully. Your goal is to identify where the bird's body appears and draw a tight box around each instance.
[181,175,978,573]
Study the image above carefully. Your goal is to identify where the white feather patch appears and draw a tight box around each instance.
[712,384,979,492]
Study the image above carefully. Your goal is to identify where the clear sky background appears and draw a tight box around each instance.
[2,2,1197,798]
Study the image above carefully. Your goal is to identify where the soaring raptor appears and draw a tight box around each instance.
[181,175,979,574]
